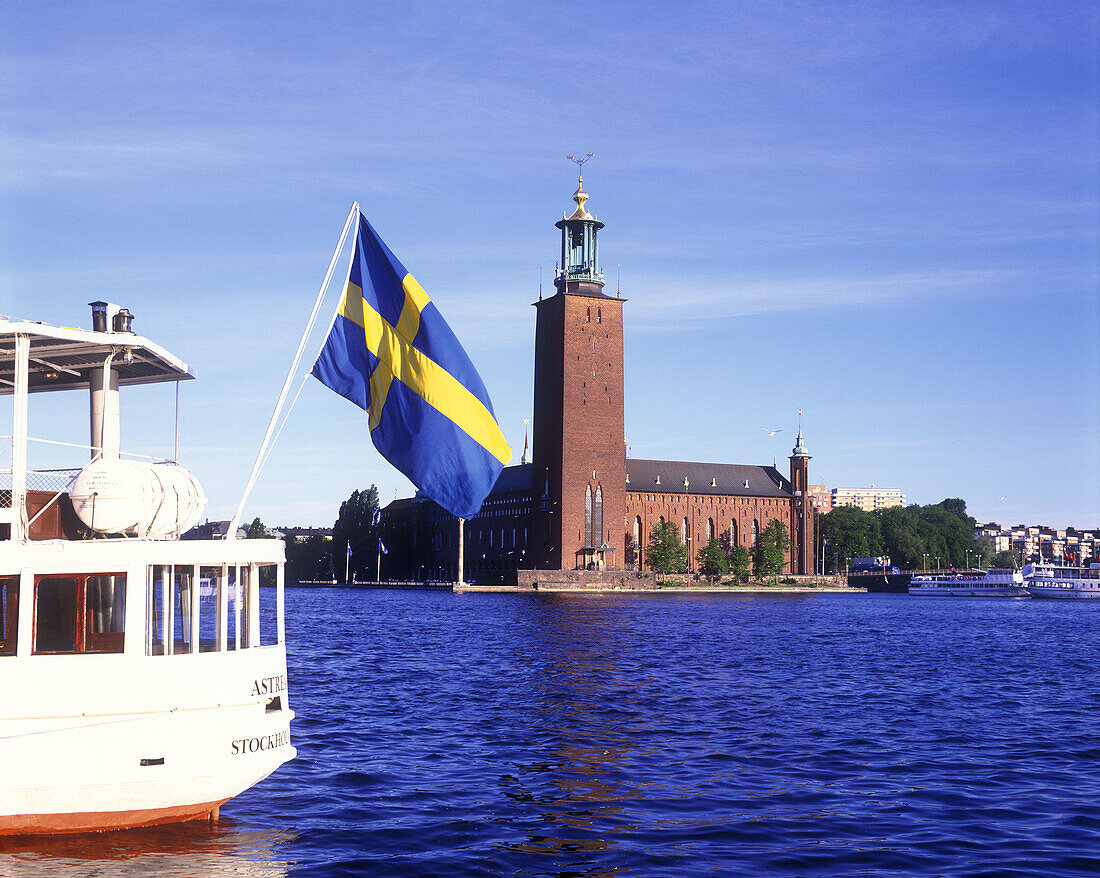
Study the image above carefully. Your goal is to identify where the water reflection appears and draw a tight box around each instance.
[0,823,293,877]
[499,596,650,871]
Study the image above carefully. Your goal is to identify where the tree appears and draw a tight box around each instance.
[872,498,991,570]
[285,534,333,583]
[647,520,688,574]
[753,519,789,581]
[332,486,381,581]
[727,543,751,582]
[245,517,269,539]
[696,537,728,579]
[818,506,883,573]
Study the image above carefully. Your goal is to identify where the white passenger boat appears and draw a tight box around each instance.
[908,568,1027,596]
[1023,561,1100,599]
[0,304,294,835]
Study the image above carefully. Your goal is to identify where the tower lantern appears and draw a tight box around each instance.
[555,154,604,292]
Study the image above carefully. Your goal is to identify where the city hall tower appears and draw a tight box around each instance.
[530,164,626,569]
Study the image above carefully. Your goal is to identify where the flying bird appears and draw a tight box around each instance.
[761,428,783,437]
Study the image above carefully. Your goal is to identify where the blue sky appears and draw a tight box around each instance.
[2,1,1097,529]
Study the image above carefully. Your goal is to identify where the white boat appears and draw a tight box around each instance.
[908,568,1027,596]
[0,304,295,835]
[1024,561,1100,599]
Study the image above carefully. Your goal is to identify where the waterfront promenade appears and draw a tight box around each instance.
[292,572,865,595]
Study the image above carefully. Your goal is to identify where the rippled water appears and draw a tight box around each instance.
[4,589,1099,876]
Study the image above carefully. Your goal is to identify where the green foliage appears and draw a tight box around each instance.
[753,519,789,580]
[818,506,883,573]
[823,497,998,571]
[647,520,688,574]
[333,486,381,581]
[727,543,752,582]
[990,550,1017,568]
[696,537,729,579]
[244,517,268,539]
[285,534,333,583]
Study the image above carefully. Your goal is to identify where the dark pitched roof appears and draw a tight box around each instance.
[626,458,791,498]
[490,463,534,495]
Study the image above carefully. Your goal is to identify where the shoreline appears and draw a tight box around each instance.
[290,580,868,595]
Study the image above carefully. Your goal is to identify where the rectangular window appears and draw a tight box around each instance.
[33,573,126,655]
[85,574,125,653]
[198,566,221,652]
[0,576,19,656]
[239,565,251,649]
[172,566,194,655]
[147,565,169,656]
[35,577,78,653]
[258,564,278,646]
[226,566,241,650]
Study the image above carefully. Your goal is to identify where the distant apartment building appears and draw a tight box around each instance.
[831,486,905,513]
[807,485,833,515]
[977,522,1096,563]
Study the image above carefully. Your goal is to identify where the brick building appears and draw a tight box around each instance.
[380,176,815,582]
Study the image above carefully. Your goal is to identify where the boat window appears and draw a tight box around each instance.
[86,575,126,653]
[258,564,278,646]
[147,565,169,656]
[198,566,221,653]
[226,566,242,650]
[173,566,194,655]
[239,565,251,649]
[33,573,126,655]
[34,577,79,653]
[0,577,18,656]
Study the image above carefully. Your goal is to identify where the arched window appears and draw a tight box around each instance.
[584,485,593,547]
[706,518,714,542]
[586,307,591,323]
[730,520,738,546]
[593,485,603,546]
[682,517,689,545]
[633,516,641,548]
[597,308,602,323]
[751,519,759,546]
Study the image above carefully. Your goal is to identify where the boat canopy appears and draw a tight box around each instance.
[0,318,194,394]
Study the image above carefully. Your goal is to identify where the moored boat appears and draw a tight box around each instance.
[908,568,1027,596]
[1023,561,1100,599]
[0,304,295,835]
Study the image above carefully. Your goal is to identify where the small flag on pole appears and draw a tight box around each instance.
[379,538,388,555]
[313,212,510,518]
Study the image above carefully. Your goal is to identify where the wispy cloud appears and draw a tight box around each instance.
[626,267,1030,330]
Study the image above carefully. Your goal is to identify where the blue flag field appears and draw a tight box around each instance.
[312,212,510,519]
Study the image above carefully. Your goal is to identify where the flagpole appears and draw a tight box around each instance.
[457,518,465,587]
[227,202,359,539]
[376,544,381,583]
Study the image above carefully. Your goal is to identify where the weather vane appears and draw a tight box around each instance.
[566,152,595,178]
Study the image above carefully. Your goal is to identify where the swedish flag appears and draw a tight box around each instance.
[312,212,510,519]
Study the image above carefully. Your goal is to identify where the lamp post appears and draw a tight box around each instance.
[936,556,941,572]
[922,553,929,572]
[965,549,970,571]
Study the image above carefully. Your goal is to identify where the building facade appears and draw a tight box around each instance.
[830,487,905,513]
[380,177,815,582]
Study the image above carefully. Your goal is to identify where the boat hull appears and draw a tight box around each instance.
[909,585,1028,596]
[1026,585,1100,599]
[1,628,294,836]
[0,798,230,836]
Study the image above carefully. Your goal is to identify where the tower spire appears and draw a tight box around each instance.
[792,408,809,458]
